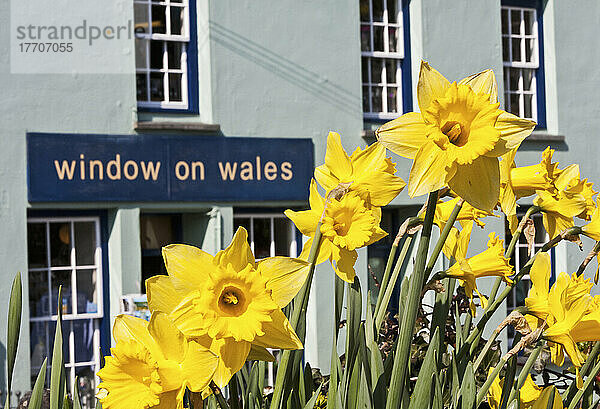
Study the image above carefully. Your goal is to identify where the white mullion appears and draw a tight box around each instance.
[163,42,169,103]
[70,222,77,315]
[94,320,101,386]
[249,217,255,253]
[520,10,526,65]
[507,10,512,63]
[269,217,275,257]
[289,221,297,258]
[397,62,402,113]
[382,0,389,54]
[95,219,103,316]
[533,10,539,66]
[181,44,188,106]
[369,0,374,53]
[69,321,76,390]
[531,73,537,121]
[518,69,524,118]
[367,57,372,113]
[381,58,388,113]
[165,0,171,36]
[145,41,151,101]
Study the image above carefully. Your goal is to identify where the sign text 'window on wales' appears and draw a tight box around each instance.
[27,133,314,202]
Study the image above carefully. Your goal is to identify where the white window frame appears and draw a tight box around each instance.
[27,217,103,405]
[501,5,539,121]
[134,0,190,110]
[361,0,404,120]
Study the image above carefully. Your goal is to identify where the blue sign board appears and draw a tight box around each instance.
[27,133,314,202]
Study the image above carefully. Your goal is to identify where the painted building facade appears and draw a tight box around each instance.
[1,0,599,405]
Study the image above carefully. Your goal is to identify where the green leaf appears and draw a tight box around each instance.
[303,362,314,402]
[345,353,361,409]
[303,384,322,409]
[346,277,363,369]
[29,358,48,409]
[73,377,82,409]
[50,286,65,409]
[460,362,475,409]
[408,329,440,409]
[5,272,22,409]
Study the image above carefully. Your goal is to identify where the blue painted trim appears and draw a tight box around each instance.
[501,0,547,129]
[27,209,111,360]
[549,246,556,286]
[401,0,413,113]
[138,0,199,114]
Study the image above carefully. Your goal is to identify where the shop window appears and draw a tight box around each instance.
[501,2,546,126]
[504,209,555,341]
[360,0,407,119]
[134,0,194,111]
[140,214,182,291]
[27,217,103,409]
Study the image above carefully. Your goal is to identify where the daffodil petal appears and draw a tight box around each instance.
[253,309,303,350]
[215,227,255,271]
[162,244,213,289]
[448,156,500,212]
[358,170,406,207]
[331,247,358,283]
[146,275,185,314]
[284,209,318,236]
[257,256,310,307]
[300,237,333,264]
[485,111,536,157]
[408,140,453,197]
[324,131,352,180]
[350,141,386,173]
[148,312,186,362]
[112,315,161,357]
[151,390,181,409]
[314,165,339,193]
[210,338,251,388]
[376,112,428,159]
[458,69,498,103]
[417,61,451,113]
[247,344,276,362]
[181,340,219,392]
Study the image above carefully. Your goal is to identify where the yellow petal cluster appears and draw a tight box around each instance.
[582,198,600,240]
[314,131,406,207]
[430,196,494,230]
[442,222,513,315]
[145,227,310,389]
[98,313,219,409]
[487,370,541,409]
[285,180,387,283]
[377,61,536,211]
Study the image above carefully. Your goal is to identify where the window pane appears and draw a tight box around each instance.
[136,74,148,101]
[150,41,164,69]
[170,6,183,36]
[371,58,383,83]
[504,92,510,112]
[150,73,165,101]
[509,93,520,116]
[523,69,534,91]
[510,9,521,35]
[28,223,47,268]
[74,222,96,266]
[361,57,369,83]
[167,42,182,69]
[135,39,148,69]
[501,8,509,35]
[76,269,98,314]
[234,217,250,233]
[274,218,291,256]
[360,25,371,52]
[134,3,149,31]
[371,86,383,112]
[51,269,72,314]
[50,223,71,267]
[30,321,49,375]
[253,218,271,259]
[524,94,533,119]
[387,87,398,113]
[73,320,94,362]
[76,365,97,408]
[388,0,398,23]
[360,0,369,22]
[388,27,398,53]
[373,26,384,51]
[525,38,535,63]
[511,38,521,62]
[385,59,397,83]
[151,5,166,34]
[363,86,370,112]
[509,67,520,91]
[524,10,535,36]
[169,74,183,102]
[502,37,510,61]
[140,215,174,250]
[372,0,383,21]
[29,271,49,317]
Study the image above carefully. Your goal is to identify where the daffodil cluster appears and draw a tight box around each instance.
[98,227,311,408]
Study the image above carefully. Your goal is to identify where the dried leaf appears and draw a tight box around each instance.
[523,219,535,256]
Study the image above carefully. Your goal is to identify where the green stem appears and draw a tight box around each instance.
[210,382,231,409]
[385,191,438,409]
[269,225,323,409]
[375,235,414,333]
[563,341,600,403]
[476,356,508,407]
[567,358,600,409]
[462,226,581,359]
[374,240,398,319]
[507,342,543,404]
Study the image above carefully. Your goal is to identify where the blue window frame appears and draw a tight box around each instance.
[360,0,412,120]
[134,0,199,113]
[501,0,546,128]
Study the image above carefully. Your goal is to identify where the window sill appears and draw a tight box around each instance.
[526,131,565,142]
[135,121,221,133]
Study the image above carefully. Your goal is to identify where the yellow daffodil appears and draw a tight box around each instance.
[376,61,536,211]
[442,222,513,315]
[430,196,493,229]
[487,370,541,409]
[314,132,406,207]
[145,227,309,389]
[98,313,218,409]
[533,164,593,239]
[500,147,558,232]
[285,179,387,283]
[531,386,564,409]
